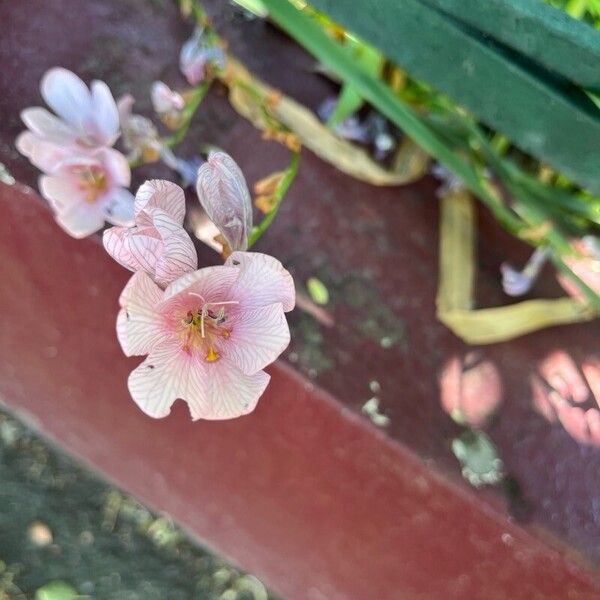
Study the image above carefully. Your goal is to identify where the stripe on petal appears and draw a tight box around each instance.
[226,251,295,312]
[128,344,188,418]
[134,179,186,223]
[163,265,238,301]
[118,272,165,356]
[197,359,269,420]
[226,303,290,375]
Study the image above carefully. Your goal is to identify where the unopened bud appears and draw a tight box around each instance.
[196,151,253,252]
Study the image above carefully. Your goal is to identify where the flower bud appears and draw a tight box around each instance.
[196,152,253,252]
[117,94,162,163]
[151,81,185,129]
[179,27,226,86]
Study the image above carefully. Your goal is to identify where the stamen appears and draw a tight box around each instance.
[205,347,220,362]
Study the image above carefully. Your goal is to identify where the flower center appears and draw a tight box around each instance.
[72,165,108,203]
[179,297,237,362]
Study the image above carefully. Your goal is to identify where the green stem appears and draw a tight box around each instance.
[248,151,300,247]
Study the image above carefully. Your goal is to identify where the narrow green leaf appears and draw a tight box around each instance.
[308,0,600,195]
[326,83,364,127]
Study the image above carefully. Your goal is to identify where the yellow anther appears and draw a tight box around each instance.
[205,347,220,362]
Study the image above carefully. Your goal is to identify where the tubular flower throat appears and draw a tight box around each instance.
[177,295,238,361]
[74,164,108,203]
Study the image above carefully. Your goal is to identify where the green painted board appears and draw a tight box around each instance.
[423,0,600,89]
[307,0,600,194]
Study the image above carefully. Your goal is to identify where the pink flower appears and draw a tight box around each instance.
[439,353,502,428]
[103,180,198,287]
[151,81,185,128]
[196,152,253,252]
[16,67,120,169]
[179,27,226,86]
[38,147,134,238]
[557,237,600,300]
[532,351,600,446]
[117,251,295,420]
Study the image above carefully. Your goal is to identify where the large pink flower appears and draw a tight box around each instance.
[16,67,120,169]
[103,180,198,287]
[117,251,295,420]
[38,147,134,238]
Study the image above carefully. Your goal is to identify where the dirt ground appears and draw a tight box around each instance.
[0,408,277,600]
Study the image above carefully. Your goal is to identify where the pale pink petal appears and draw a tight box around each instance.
[134,179,186,223]
[101,148,131,187]
[55,203,105,239]
[196,359,270,420]
[151,81,185,114]
[21,107,76,143]
[530,374,558,423]
[226,251,295,312]
[163,265,238,301]
[103,227,137,271]
[226,303,290,375]
[90,80,120,145]
[128,233,164,275]
[39,174,81,213]
[556,404,589,444]
[41,68,93,131]
[118,271,165,356]
[103,187,135,227]
[540,351,589,404]
[15,131,36,157]
[151,210,198,286]
[17,134,73,172]
[581,358,600,407]
[585,409,600,445]
[128,343,189,418]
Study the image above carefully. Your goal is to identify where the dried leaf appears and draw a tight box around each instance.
[254,171,286,196]
[254,194,277,214]
[436,191,597,343]
[223,57,429,186]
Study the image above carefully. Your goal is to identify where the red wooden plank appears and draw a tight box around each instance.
[0,182,598,599]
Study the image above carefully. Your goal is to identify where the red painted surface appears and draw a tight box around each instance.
[2,0,600,564]
[1,182,598,600]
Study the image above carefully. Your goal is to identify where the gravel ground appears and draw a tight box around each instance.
[0,408,278,600]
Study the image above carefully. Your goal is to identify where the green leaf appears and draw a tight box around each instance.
[327,41,382,127]
[262,0,600,311]
[423,0,600,88]
[306,0,600,196]
[35,581,78,600]
[261,0,523,233]
[230,0,268,18]
[326,83,364,127]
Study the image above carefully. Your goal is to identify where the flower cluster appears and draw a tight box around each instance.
[104,155,294,421]
[17,66,294,422]
[16,68,135,238]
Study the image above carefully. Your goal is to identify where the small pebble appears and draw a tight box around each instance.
[28,521,53,547]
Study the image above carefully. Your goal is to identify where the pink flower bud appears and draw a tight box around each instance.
[196,152,253,252]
